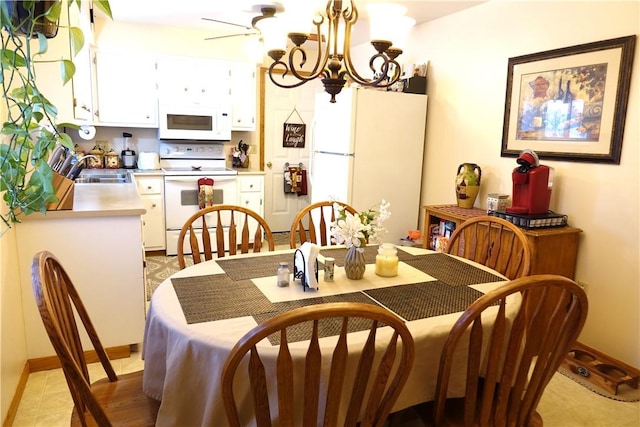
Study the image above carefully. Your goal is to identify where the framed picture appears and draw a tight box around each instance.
[501,35,636,164]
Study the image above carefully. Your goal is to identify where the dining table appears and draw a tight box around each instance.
[142,245,515,427]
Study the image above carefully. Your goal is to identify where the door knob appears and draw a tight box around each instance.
[266,162,272,168]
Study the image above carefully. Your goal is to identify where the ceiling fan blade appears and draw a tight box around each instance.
[201,17,251,30]
[205,32,258,41]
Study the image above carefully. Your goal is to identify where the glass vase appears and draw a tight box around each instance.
[344,246,366,280]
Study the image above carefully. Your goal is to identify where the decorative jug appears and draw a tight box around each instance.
[455,163,482,208]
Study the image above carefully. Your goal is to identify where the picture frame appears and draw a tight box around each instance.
[501,35,636,164]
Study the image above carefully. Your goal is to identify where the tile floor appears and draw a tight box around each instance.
[10,349,640,426]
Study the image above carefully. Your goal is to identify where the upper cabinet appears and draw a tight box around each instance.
[229,62,257,131]
[92,50,158,127]
[156,56,230,109]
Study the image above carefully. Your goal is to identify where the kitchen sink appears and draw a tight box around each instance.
[75,172,131,184]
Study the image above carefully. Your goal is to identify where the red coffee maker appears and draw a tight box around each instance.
[506,149,552,215]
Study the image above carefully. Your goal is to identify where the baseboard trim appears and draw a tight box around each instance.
[27,345,132,372]
[2,363,29,427]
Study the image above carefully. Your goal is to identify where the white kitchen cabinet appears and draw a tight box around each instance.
[68,1,94,122]
[15,212,145,359]
[156,56,230,108]
[230,62,257,131]
[238,174,265,242]
[92,50,158,127]
[134,173,166,251]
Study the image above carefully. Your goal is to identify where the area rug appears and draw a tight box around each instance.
[557,366,640,402]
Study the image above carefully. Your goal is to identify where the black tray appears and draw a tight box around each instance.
[488,210,568,229]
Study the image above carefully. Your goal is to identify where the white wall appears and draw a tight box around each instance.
[404,1,639,366]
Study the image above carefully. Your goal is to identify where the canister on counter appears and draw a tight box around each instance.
[87,144,104,169]
[324,257,335,281]
[105,149,119,169]
[487,193,510,213]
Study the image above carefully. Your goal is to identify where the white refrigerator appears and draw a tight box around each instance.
[310,87,428,243]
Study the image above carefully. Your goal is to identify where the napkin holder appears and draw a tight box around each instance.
[293,242,319,291]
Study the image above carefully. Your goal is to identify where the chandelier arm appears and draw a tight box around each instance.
[266,62,316,89]
[286,21,330,80]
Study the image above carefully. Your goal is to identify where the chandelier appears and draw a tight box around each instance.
[256,1,415,102]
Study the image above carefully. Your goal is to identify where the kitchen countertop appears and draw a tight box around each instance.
[21,182,145,221]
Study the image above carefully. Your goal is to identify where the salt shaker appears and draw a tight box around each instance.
[277,262,290,287]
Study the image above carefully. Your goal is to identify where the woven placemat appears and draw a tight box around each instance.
[404,253,504,286]
[215,253,295,281]
[172,275,274,324]
[364,281,485,321]
[253,292,383,345]
[319,246,415,267]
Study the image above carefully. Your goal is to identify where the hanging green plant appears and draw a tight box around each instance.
[0,0,112,232]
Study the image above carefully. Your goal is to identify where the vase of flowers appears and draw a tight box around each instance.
[331,200,391,280]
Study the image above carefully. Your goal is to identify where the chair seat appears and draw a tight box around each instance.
[71,370,160,427]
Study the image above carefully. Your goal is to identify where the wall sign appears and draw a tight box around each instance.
[282,107,306,148]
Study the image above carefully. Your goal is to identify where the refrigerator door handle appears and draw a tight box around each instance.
[314,150,356,156]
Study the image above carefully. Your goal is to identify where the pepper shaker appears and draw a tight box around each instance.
[277,262,290,287]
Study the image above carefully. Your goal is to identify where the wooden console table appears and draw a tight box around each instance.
[422,204,582,279]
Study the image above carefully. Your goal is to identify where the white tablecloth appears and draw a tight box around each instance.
[142,246,512,427]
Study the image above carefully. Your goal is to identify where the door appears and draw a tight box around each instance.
[263,72,321,232]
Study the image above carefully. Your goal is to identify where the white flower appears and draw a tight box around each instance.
[330,200,391,251]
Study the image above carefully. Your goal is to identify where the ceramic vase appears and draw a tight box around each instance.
[344,246,366,280]
[455,163,482,208]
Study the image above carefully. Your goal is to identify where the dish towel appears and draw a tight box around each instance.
[198,177,214,209]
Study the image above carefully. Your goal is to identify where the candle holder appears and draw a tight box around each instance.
[375,243,399,277]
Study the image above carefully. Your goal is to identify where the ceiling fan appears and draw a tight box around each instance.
[202,3,284,41]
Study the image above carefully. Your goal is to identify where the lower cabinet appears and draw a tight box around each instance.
[15,214,145,359]
[237,173,265,242]
[134,173,166,251]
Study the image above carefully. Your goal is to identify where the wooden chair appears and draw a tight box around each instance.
[446,215,532,279]
[289,201,358,248]
[408,274,588,427]
[221,302,415,427]
[31,251,159,427]
[177,204,275,269]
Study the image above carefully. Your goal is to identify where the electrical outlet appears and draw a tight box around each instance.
[577,281,589,294]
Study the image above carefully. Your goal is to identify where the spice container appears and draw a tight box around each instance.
[375,243,398,277]
[324,257,335,281]
[277,262,290,287]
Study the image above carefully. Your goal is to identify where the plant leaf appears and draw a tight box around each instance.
[60,59,76,84]
[43,1,62,22]
[36,33,49,55]
[92,0,113,20]
[69,27,85,57]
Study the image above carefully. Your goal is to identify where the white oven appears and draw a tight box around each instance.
[161,142,238,256]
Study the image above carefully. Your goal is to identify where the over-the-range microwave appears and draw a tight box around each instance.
[158,104,231,141]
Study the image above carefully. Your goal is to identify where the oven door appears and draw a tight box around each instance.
[164,175,238,255]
